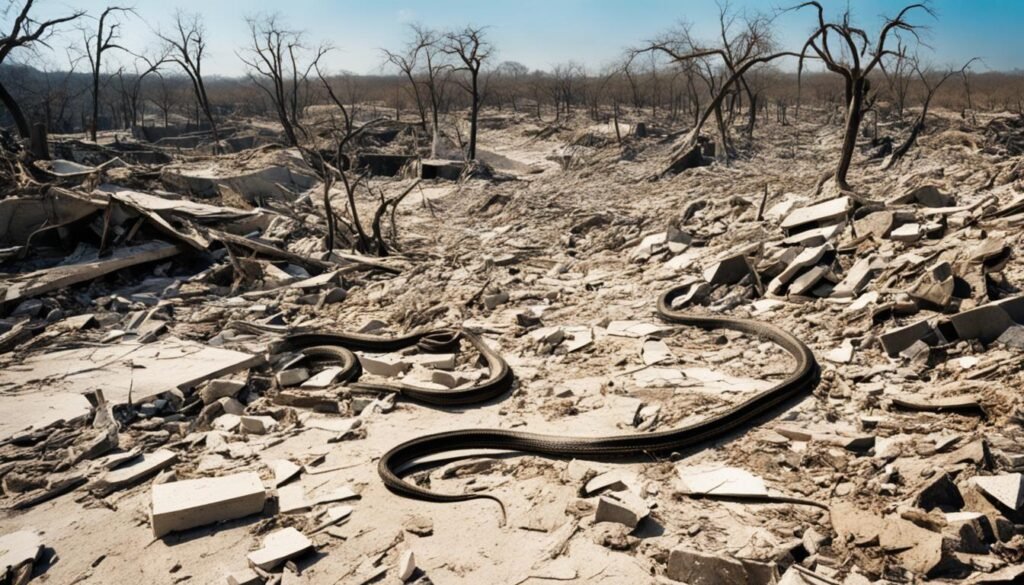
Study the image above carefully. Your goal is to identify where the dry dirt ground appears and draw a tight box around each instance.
[2,109,1024,585]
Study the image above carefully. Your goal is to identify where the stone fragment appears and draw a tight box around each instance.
[832,256,880,298]
[676,464,768,497]
[201,379,246,404]
[398,550,416,581]
[483,291,509,309]
[950,296,1024,344]
[312,486,359,505]
[151,472,266,537]
[880,319,936,357]
[606,321,672,338]
[780,196,850,232]
[854,211,895,239]
[300,367,342,388]
[595,490,649,529]
[219,397,246,415]
[890,223,922,242]
[403,514,434,536]
[226,568,263,585]
[641,339,674,365]
[247,527,313,571]
[240,415,278,435]
[358,354,410,377]
[789,265,828,296]
[666,548,748,585]
[768,244,831,294]
[0,529,43,575]
[277,484,310,514]
[584,471,629,496]
[702,254,755,285]
[914,472,964,511]
[824,339,854,364]
[272,460,302,487]
[971,474,1024,510]
[92,449,178,495]
[276,368,310,387]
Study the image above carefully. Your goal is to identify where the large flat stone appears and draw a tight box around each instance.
[151,472,266,537]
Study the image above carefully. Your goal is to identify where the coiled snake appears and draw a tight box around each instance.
[279,284,818,516]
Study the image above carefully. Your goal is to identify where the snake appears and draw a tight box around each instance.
[277,285,819,517]
[273,328,513,405]
[377,284,819,516]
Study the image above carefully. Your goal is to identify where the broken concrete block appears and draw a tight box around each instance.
[606,321,672,338]
[276,368,310,387]
[666,548,748,585]
[247,527,313,571]
[890,223,922,242]
[950,296,1024,344]
[151,472,266,537]
[277,483,310,514]
[854,210,895,239]
[92,449,178,495]
[880,318,936,357]
[0,529,43,576]
[832,256,880,298]
[594,490,649,529]
[780,196,851,232]
[914,472,964,512]
[358,354,410,377]
[641,339,674,365]
[768,244,831,294]
[398,550,416,581]
[226,568,263,585]
[676,464,768,497]
[272,459,302,488]
[300,366,342,388]
[584,471,629,496]
[702,253,754,286]
[788,264,829,296]
[405,353,456,369]
[213,413,242,432]
[483,291,509,309]
[201,379,246,404]
[240,415,278,435]
[894,184,955,208]
[219,397,246,416]
[824,339,854,364]
[971,474,1024,510]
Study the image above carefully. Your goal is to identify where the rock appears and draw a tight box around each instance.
[405,353,456,369]
[151,472,266,537]
[226,568,263,585]
[584,471,629,496]
[277,483,310,514]
[890,223,922,242]
[300,367,342,388]
[789,265,829,296]
[358,354,411,377]
[896,184,955,208]
[997,325,1024,349]
[666,548,748,585]
[91,449,178,495]
[483,291,509,309]
[878,514,949,577]
[914,472,964,511]
[322,287,347,304]
[676,464,768,497]
[398,550,416,581]
[272,459,302,487]
[880,318,936,357]
[247,527,313,571]
[240,415,278,435]
[944,511,991,553]
[606,320,672,338]
[802,527,829,555]
[825,339,855,364]
[780,196,851,233]
[219,397,246,415]
[0,529,43,576]
[213,413,241,432]
[201,379,246,404]
[703,253,755,285]
[595,490,649,529]
[854,211,895,239]
[403,514,434,536]
[641,339,674,365]
[950,296,1024,344]
[971,474,1024,510]
[832,256,881,298]
[768,244,831,294]
[276,368,310,387]
[312,486,359,505]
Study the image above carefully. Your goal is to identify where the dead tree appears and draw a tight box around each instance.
[82,6,133,141]
[795,1,932,191]
[239,15,327,147]
[880,41,913,120]
[114,49,168,129]
[636,8,796,171]
[443,26,491,161]
[0,0,84,138]
[158,11,219,144]
[382,38,428,128]
[884,58,977,168]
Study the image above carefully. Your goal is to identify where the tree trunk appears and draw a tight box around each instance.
[0,82,31,138]
[468,71,479,160]
[835,77,866,190]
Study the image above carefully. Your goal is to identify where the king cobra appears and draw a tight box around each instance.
[282,284,818,516]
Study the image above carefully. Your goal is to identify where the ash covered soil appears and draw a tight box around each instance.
[3,109,1024,584]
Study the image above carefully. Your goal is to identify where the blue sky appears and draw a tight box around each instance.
[24,0,1024,76]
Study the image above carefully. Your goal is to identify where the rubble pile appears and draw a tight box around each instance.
[0,109,1023,584]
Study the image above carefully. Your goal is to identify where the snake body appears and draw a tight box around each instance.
[370,284,819,510]
[275,328,513,405]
